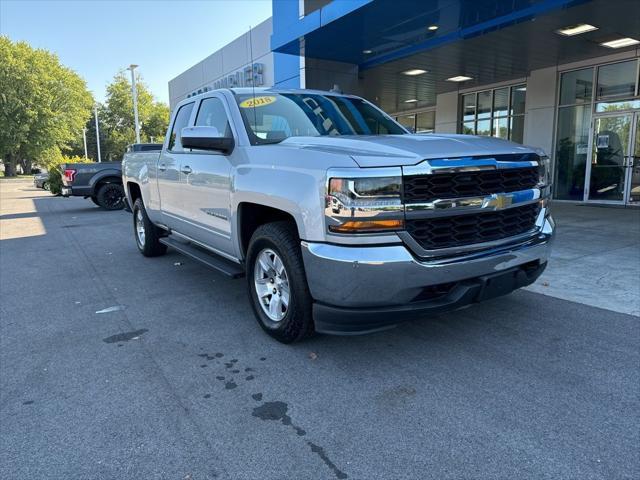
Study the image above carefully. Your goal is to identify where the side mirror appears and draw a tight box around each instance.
[181,126,234,153]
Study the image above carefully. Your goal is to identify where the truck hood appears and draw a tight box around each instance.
[278,134,539,167]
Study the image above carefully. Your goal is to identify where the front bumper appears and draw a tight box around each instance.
[301,215,554,335]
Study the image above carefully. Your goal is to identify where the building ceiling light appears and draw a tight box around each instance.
[404,99,418,103]
[428,25,438,31]
[362,49,373,54]
[556,24,598,36]
[600,37,640,48]
[447,75,473,82]
[402,69,427,76]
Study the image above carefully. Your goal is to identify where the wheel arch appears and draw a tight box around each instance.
[237,202,299,260]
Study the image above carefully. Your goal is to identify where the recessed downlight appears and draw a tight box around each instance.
[404,99,418,103]
[363,49,373,54]
[402,69,427,76]
[447,75,473,82]
[427,25,438,31]
[556,23,598,36]
[600,37,640,48]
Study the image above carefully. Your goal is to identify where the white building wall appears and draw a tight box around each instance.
[434,91,458,133]
[523,66,558,156]
[168,18,274,109]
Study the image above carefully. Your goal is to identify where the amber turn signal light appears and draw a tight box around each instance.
[329,219,404,233]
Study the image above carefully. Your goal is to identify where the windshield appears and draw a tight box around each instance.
[235,92,407,144]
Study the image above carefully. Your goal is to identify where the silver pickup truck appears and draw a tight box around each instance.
[122,88,554,343]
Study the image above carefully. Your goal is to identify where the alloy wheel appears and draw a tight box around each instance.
[253,248,290,322]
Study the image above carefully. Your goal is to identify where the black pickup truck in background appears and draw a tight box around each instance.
[60,143,162,210]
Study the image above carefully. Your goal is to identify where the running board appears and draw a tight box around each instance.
[159,237,245,278]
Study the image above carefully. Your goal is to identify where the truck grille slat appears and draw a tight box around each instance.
[403,167,539,203]
[406,203,541,250]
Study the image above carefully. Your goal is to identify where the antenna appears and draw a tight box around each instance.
[248,25,257,132]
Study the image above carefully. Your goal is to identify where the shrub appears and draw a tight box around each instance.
[47,155,91,195]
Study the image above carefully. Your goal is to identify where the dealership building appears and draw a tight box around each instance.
[169,0,640,206]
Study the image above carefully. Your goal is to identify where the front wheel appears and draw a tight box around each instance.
[246,222,315,343]
[42,181,50,191]
[132,198,167,257]
[96,183,125,210]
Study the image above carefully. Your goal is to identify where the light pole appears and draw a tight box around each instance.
[94,105,102,163]
[82,128,88,160]
[128,64,141,144]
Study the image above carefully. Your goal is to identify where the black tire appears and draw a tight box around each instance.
[42,181,50,191]
[132,198,167,257]
[96,183,125,210]
[90,195,100,206]
[246,221,315,343]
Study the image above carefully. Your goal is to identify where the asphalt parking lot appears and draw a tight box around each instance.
[1,178,639,480]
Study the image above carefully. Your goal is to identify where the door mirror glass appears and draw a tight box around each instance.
[181,126,234,153]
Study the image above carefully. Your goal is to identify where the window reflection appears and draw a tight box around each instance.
[554,105,590,200]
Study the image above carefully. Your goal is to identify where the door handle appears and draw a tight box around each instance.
[181,166,192,175]
[158,163,167,172]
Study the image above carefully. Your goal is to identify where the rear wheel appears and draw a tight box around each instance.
[96,183,125,210]
[90,195,100,206]
[42,181,50,191]
[246,221,315,343]
[132,198,167,257]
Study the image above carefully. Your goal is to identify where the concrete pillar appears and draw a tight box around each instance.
[434,91,459,133]
[523,66,558,156]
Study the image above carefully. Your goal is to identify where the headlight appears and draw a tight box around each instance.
[538,155,551,187]
[326,175,404,234]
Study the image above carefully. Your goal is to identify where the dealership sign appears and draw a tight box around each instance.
[187,63,265,98]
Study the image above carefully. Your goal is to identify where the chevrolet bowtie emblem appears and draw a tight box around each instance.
[492,194,513,209]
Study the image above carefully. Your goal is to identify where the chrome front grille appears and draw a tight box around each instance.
[401,154,546,255]
[405,203,541,250]
[402,167,539,203]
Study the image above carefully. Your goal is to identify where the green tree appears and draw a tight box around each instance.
[0,36,93,176]
[99,71,169,160]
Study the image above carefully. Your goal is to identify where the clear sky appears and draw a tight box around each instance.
[0,0,273,104]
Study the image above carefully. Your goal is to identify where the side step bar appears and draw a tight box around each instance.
[159,237,245,278]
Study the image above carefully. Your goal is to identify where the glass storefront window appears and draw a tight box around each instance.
[493,88,509,117]
[476,119,491,136]
[492,117,509,139]
[511,85,527,115]
[462,94,476,121]
[596,99,640,112]
[416,111,435,133]
[509,116,524,144]
[559,67,593,105]
[597,60,638,99]
[397,115,416,131]
[554,105,591,200]
[459,84,526,143]
[477,91,492,119]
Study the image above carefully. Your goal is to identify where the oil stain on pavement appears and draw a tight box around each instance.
[102,329,148,343]
[196,353,349,479]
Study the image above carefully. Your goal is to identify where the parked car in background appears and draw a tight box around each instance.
[33,172,50,190]
[61,144,162,210]
[123,88,554,343]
